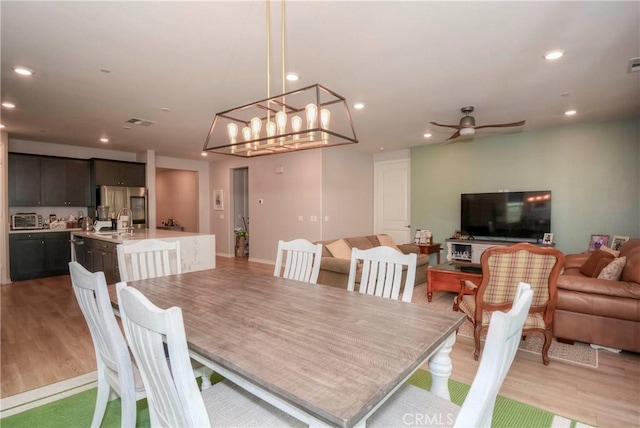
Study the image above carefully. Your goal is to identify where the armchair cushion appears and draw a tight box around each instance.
[579,250,614,277]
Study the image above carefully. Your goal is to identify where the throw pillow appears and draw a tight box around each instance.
[376,234,401,252]
[326,239,352,260]
[579,250,614,277]
[597,256,627,281]
[600,245,621,257]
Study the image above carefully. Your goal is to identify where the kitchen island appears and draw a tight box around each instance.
[70,229,215,283]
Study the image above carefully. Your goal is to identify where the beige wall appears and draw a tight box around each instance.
[156,168,199,232]
[209,146,374,264]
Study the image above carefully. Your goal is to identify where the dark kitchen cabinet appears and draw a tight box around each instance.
[41,157,91,207]
[9,232,71,281]
[76,237,120,284]
[92,159,146,187]
[8,154,42,206]
[9,153,91,208]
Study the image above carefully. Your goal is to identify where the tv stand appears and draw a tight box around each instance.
[446,239,549,265]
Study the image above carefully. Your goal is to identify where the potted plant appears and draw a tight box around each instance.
[234,228,248,257]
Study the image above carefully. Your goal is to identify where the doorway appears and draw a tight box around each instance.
[374,159,411,244]
[232,167,249,257]
[155,168,199,232]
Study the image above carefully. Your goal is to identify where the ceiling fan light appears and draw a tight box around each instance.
[459,127,475,136]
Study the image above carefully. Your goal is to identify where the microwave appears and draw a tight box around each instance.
[11,213,43,230]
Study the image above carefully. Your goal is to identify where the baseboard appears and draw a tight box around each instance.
[0,371,97,418]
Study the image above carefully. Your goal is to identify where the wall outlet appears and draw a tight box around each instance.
[310,215,318,222]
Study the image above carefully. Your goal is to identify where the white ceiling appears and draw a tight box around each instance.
[1,1,639,161]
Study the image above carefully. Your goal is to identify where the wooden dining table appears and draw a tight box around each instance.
[108,266,465,428]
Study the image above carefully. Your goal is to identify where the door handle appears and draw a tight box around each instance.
[404,225,410,228]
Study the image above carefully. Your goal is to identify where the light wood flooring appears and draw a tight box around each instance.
[2,256,639,427]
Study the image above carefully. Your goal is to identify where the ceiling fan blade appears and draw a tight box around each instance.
[474,120,526,130]
[430,121,462,130]
[446,130,461,141]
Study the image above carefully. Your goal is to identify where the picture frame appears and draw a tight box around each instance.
[542,233,554,245]
[213,189,224,211]
[588,234,609,252]
[611,235,630,251]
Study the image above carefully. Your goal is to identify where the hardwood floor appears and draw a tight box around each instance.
[2,256,639,427]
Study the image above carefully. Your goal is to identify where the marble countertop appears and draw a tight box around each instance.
[70,229,209,244]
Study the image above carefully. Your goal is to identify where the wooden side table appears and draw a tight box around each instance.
[426,262,482,302]
[416,243,442,264]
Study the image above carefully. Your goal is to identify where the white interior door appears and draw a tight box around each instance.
[374,159,411,244]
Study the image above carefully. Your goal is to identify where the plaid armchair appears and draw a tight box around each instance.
[454,243,565,365]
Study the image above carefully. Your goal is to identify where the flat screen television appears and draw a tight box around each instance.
[461,191,551,241]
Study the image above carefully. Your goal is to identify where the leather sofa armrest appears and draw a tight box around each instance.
[558,275,640,299]
[564,252,591,269]
[398,243,419,254]
[320,257,351,275]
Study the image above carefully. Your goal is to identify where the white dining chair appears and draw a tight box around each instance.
[347,246,417,302]
[367,282,534,428]
[116,282,304,427]
[117,239,181,282]
[273,238,323,284]
[116,238,212,389]
[69,261,145,428]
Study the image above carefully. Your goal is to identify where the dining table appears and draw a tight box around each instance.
[108,266,465,428]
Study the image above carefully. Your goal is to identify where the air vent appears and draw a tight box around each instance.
[125,118,156,126]
[628,57,640,73]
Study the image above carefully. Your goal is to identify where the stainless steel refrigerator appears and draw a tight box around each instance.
[95,185,147,228]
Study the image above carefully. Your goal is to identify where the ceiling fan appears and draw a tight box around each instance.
[430,106,526,141]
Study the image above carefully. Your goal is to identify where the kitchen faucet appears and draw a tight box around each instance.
[117,207,134,235]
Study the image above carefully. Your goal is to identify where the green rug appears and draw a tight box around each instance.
[1,370,586,427]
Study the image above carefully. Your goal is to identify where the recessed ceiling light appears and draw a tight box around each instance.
[201,152,208,157]
[2,102,16,109]
[544,50,565,61]
[0,124,5,129]
[13,66,34,76]
[285,73,299,81]
[423,133,432,138]
[160,107,171,112]
[353,103,365,110]
[123,126,131,130]
[564,109,577,116]
[99,137,109,143]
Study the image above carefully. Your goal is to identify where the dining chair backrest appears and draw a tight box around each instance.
[273,239,323,284]
[347,246,417,302]
[116,282,209,427]
[117,239,181,282]
[69,261,140,427]
[455,282,533,427]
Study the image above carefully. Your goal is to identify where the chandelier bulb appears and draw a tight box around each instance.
[227,123,238,144]
[242,126,252,148]
[320,109,330,129]
[275,111,287,133]
[291,115,302,141]
[250,117,262,140]
[305,103,318,129]
[306,103,318,141]
[266,121,276,145]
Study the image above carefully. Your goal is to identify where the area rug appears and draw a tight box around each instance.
[0,369,590,428]
[411,286,599,368]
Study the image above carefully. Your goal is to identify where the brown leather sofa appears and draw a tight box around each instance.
[554,239,640,353]
[314,235,429,289]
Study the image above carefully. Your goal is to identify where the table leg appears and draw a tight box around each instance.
[428,332,456,401]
